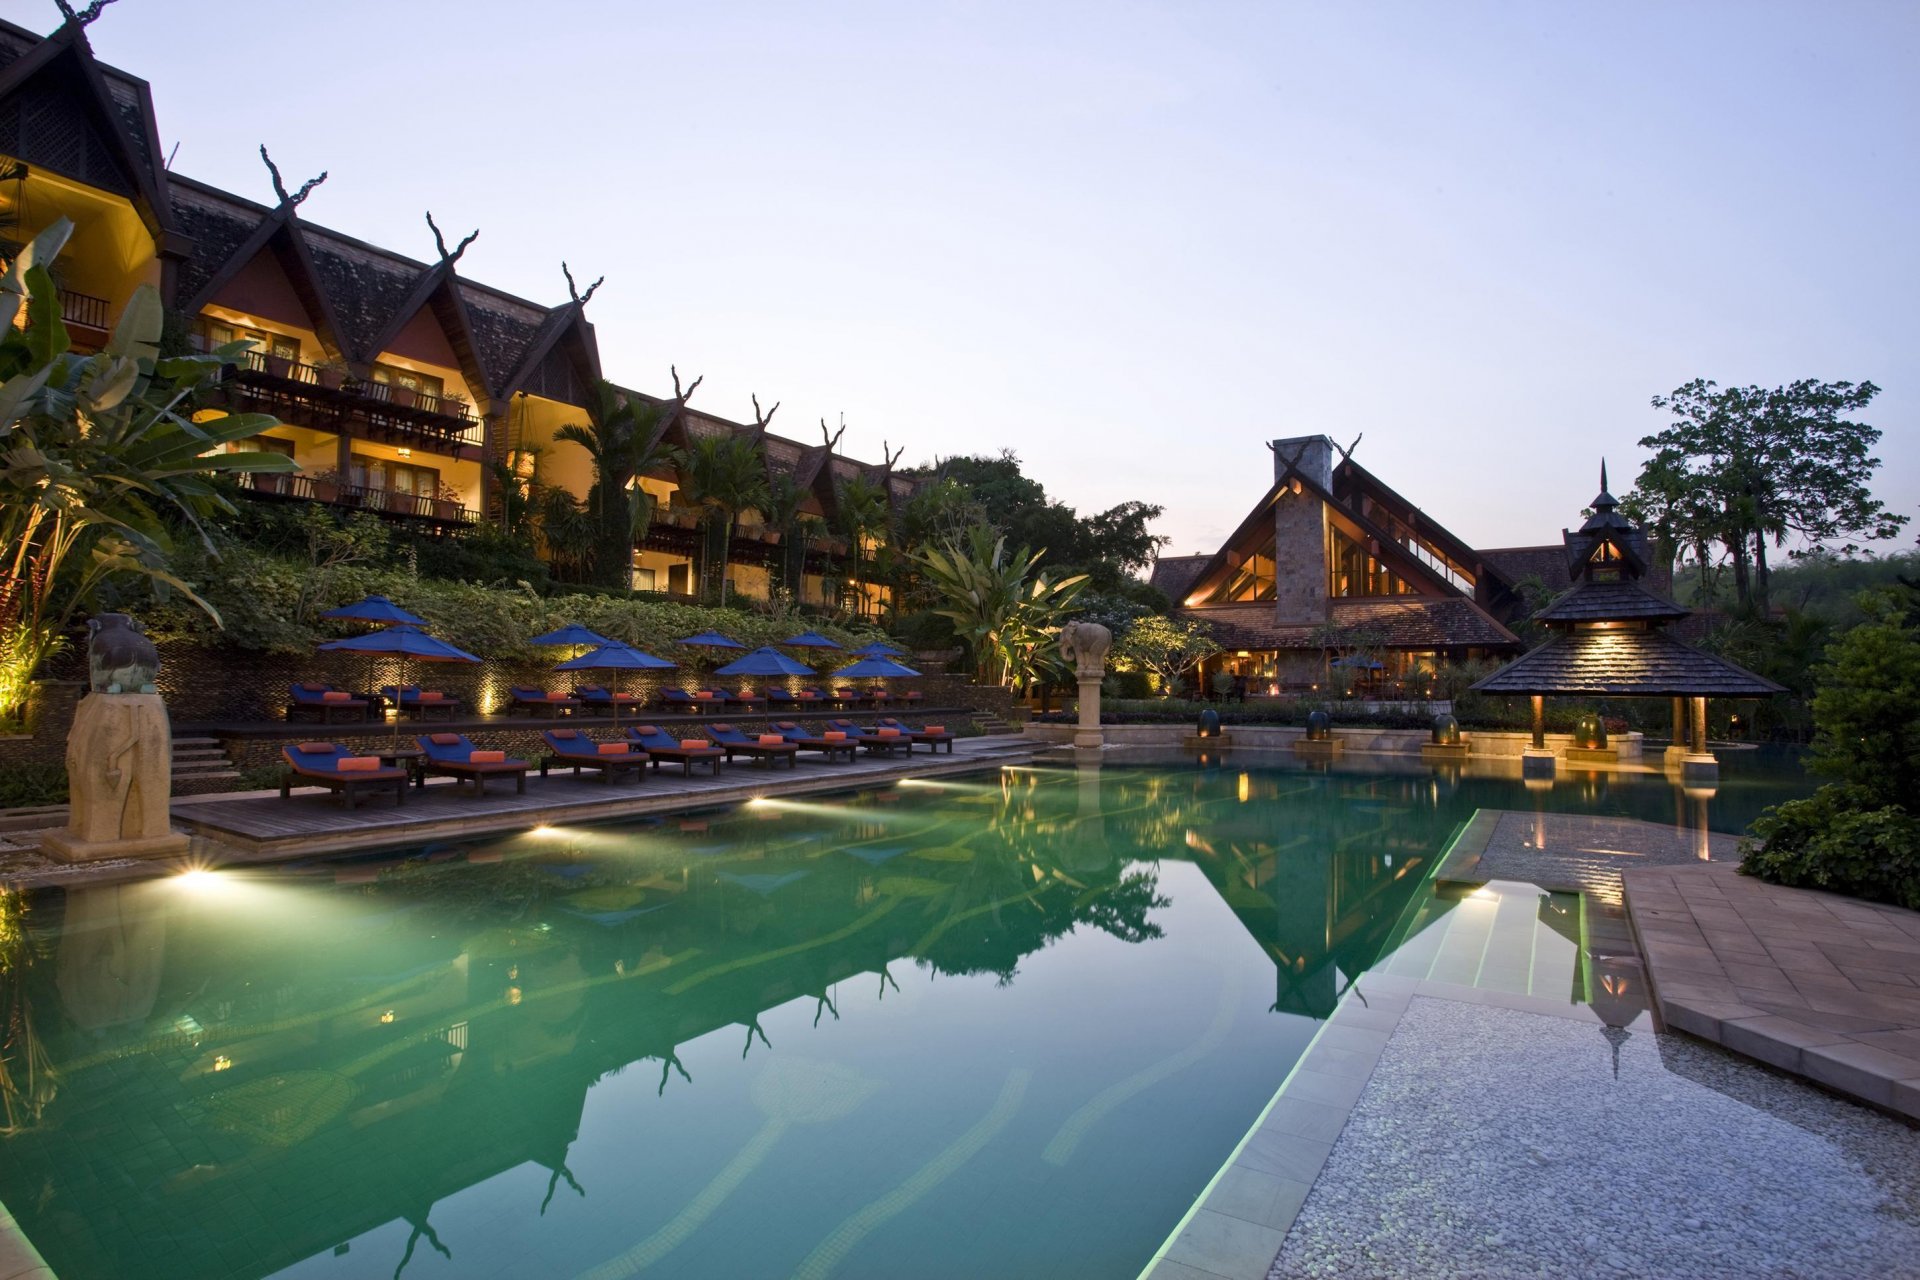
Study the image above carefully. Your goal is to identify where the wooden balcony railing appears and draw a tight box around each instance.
[61,291,111,333]
[211,349,485,455]
[244,471,477,524]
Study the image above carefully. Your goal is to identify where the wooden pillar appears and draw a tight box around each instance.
[1689,696,1708,755]
[1530,695,1545,750]
[335,429,352,480]
[1671,697,1686,750]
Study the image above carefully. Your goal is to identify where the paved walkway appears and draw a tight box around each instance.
[1624,861,1920,1121]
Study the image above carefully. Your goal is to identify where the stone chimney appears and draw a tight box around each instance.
[1271,435,1334,492]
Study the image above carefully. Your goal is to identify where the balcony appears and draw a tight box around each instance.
[212,350,486,457]
[243,471,478,526]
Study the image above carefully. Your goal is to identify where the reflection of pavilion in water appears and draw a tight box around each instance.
[0,784,1165,1280]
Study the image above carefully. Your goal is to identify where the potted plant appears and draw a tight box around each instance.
[263,351,295,379]
[433,482,463,522]
[313,358,350,390]
[440,392,469,420]
[388,382,418,409]
[308,467,342,504]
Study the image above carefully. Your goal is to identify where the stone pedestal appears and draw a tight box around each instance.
[1680,753,1719,785]
[1565,746,1620,767]
[1662,744,1691,769]
[1292,737,1343,760]
[1521,747,1557,779]
[1420,742,1471,764]
[1182,733,1231,750]
[42,692,189,863]
[1073,676,1103,751]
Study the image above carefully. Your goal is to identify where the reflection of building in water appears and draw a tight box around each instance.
[0,792,1164,1280]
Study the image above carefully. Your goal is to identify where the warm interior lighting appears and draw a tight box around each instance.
[396,446,411,458]
[379,1010,396,1024]
[1237,773,1250,803]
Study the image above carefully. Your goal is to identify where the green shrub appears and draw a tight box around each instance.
[1740,787,1920,910]
[0,762,68,809]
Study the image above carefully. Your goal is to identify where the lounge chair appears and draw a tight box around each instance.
[766,688,823,707]
[624,725,727,776]
[572,685,644,715]
[772,721,859,763]
[657,688,702,714]
[509,686,579,717]
[706,723,800,769]
[724,687,768,710]
[828,718,912,756]
[417,733,531,795]
[875,716,955,754]
[891,688,925,706]
[288,682,370,724]
[280,742,409,808]
[804,686,850,707]
[380,684,462,721]
[539,728,648,783]
[833,687,883,709]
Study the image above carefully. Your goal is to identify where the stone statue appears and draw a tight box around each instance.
[87,613,160,694]
[43,612,188,863]
[1058,621,1112,682]
[1058,621,1112,753]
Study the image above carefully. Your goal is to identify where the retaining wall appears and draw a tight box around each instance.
[1022,721,1644,761]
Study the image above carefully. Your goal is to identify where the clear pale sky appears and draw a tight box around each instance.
[84,1,1918,558]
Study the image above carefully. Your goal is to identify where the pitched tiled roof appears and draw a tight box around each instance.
[1177,598,1519,651]
[1149,556,1210,602]
[1478,545,1571,593]
[1536,579,1690,624]
[1470,629,1783,697]
[304,233,423,360]
[169,185,261,311]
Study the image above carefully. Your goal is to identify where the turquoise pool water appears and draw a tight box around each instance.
[0,752,1809,1280]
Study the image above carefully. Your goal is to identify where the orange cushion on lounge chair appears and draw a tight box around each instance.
[679,738,710,750]
[545,692,570,701]
[470,750,506,763]
[321,691,352,702]
[775,721,797,729]
[337,756,380,772]
[597,742,629,755]
[418,691,444,701]
[550,728,579,739]
[300,682,329,692]
[823,731,846,741]
[758,734,784,746]
[694,691,714,699]
[296,742,334,753]
[878,728,901,738]
[925,725,946,734]
[430,733,461,745]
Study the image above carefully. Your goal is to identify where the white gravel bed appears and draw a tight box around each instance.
[1270,996,1920,1280]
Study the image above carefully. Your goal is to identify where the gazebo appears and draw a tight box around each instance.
[1470,465,1782,779]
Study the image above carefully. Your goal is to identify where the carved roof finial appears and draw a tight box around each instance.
[561,261,603,307]
[258,145,326,210]
[425,211,478,266]
[54,0,119,29]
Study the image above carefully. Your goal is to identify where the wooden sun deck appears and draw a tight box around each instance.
[169,736,1038,863]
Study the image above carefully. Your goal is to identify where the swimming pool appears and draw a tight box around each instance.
[0,752,1809,1280]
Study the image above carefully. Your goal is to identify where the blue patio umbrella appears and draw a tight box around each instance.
[677,630,747,651]
[713,647,818,678]
[849,640,907,658]
[320,594,426,626]
[779,630,844,649]
[531,623,613,649]
[317,624,480,744]
[556,642,677,727]
[1330,656,1385,670]
[832,656,922,679]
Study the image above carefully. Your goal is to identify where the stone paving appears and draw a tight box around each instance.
[1439,809,1739,897]
[1624,861,1920,1121]
[1267,996,1920,1280]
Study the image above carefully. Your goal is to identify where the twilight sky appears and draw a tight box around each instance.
[86,1,1918,558]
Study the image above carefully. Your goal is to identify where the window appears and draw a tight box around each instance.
[1222,532,1278,602]
[351,453,441,499]
[371,364,445,400]
[196,319,299,363]
[1329,527,1414,598]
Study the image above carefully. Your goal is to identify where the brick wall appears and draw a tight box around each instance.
[1271,486,1328,626]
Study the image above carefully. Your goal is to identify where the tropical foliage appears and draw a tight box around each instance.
[673,434,769,605]
[913,526,1088,690]
[554,381,672,589]
[1742,585,1920,908]
[0,218,294,724]
[1111,615,1221,695]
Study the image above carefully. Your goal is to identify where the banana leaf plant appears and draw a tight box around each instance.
[913,525,1088,690]
[0,217,296,723]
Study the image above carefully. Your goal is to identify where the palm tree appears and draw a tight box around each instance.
[835,473,889,618]
[759,471,815,599]
[553,380,671,590]
[913,525,1088,689]
[672,435,768,605]
[0,218,296,724]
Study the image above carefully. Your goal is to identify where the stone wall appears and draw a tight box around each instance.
[1271,485,1328,626]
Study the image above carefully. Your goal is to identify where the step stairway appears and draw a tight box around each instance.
[171,736,241,794]
[969,712,1018,737]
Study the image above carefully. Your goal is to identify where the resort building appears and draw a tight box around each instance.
[0,14,912,614]
[1150,435,1671,693]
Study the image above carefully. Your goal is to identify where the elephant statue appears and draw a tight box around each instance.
[87,613,160,695]
[1057,621,1112,682]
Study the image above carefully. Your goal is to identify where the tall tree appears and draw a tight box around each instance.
[1627,379,1907,614]
[553,380,673,590]
[914,526,1088,689]
[835,473,889,617]
[673,435,768,605]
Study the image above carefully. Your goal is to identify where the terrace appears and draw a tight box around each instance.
[212,347,487,457]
